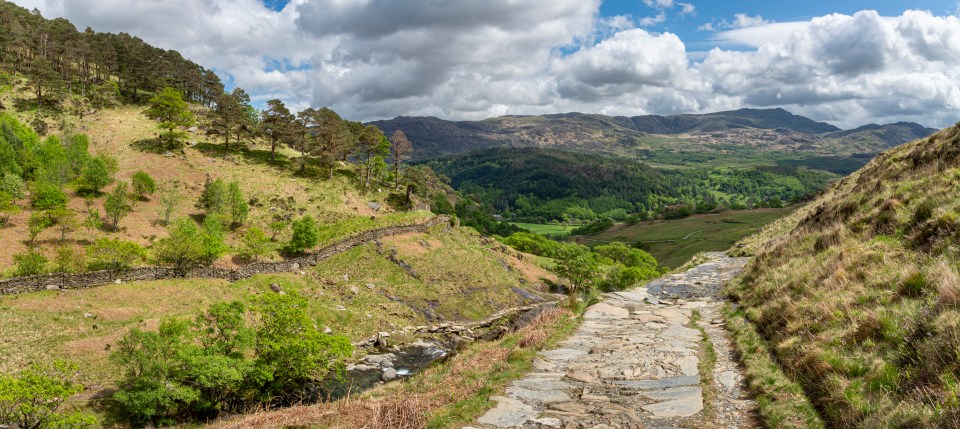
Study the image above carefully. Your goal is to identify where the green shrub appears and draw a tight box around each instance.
[570,218,614,236]
[131,171,156,200]
[0,191,20,227]
[594,241,658,269]
[31,181,66,211]
[13,249,47,276]
[112,293,351,426]
[0,360,94,429]
[86,238,146,271]
[239,227,272,261]
[226,181,248,228]
[249,292,352,399]
[154,218,226,270]
[0,172,25,199]
[286,216,319,254]
[27,211,52,243]
[430,193,454,215]
[77,157,112,194]
[104,181,131,229]
[54,245,86,274]
[201,216,228,261]
[65,135,92,178]
[502,232,562,257]
[112,319,200,426]
[82,208,102,232]
[601,264,647,292]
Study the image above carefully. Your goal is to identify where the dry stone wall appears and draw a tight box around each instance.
[0,215,451,295]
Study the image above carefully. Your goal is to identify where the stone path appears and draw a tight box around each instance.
[469,252,760,429]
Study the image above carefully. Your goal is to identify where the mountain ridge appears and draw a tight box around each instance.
[370,108,935,160]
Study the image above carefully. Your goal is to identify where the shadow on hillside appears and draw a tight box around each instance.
[191,142,361,184]
[192,142,294,168]
[130,138,178,154]
[12,96,63,113]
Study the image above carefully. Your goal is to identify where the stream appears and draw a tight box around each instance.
[305,302,557,402]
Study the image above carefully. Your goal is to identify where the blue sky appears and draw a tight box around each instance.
[17,0,960,128]
[601,0,959,49]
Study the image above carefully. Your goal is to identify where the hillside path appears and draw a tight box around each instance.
[468,252,760,429]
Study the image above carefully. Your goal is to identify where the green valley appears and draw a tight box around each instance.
[575,207,793,269]
[2,1,960,429]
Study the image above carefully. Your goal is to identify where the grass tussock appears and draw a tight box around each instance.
[207,307,578,429]
[727,122,960,428]
[724,305,826,429]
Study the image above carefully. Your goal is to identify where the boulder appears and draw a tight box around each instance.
[382,367,397,381]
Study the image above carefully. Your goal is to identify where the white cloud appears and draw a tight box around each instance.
[638,12,666,27]
[11,2,960,129]
[698,10,960,127]
[699,13,773,32]
[642,0,674,8]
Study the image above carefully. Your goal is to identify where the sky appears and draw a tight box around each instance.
[11,0,960,128]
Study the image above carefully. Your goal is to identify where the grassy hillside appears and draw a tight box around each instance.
[0,214,556,395]
[577,207,793,268]
[728,122,960,427]
[0,96,430,272]
[0,84,561,426]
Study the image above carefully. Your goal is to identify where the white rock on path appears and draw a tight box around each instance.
[583,302,630,319]
[477,396,538,427]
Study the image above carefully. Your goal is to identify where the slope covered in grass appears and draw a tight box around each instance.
[728,122,960,427]
[0,102,429,272]
[0,225,555,392]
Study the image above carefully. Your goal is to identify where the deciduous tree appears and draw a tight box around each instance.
[104,181,131,230]
[553,243,600,306]
[131,170,156,200]
[390,130,413,189]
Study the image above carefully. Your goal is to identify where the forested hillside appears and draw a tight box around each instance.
[728,122,960,427]
[396,105,933,226]
[0,2,224,108]
[426,147,832,223]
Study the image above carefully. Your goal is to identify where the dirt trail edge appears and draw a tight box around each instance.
[469,252,761,429]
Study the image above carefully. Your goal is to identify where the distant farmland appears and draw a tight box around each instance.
[510,222,580,236]
[576,207,794,268]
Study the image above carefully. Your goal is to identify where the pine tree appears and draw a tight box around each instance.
[261,99,294,163]
[147,87,193,148]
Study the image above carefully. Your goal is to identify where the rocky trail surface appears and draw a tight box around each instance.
[469,252,760,429]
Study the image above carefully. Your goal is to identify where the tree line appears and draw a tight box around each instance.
[0,2,225,107]
[150,87,417,194]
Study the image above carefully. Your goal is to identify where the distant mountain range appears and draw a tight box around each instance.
[370,108,936,160]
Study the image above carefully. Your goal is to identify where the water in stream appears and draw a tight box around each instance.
[309,341,449,401]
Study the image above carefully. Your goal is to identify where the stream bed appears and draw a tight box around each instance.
[306,302,557,402]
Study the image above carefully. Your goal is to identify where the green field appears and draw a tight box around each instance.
[575,207,794,269]
[511,222,580,236]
